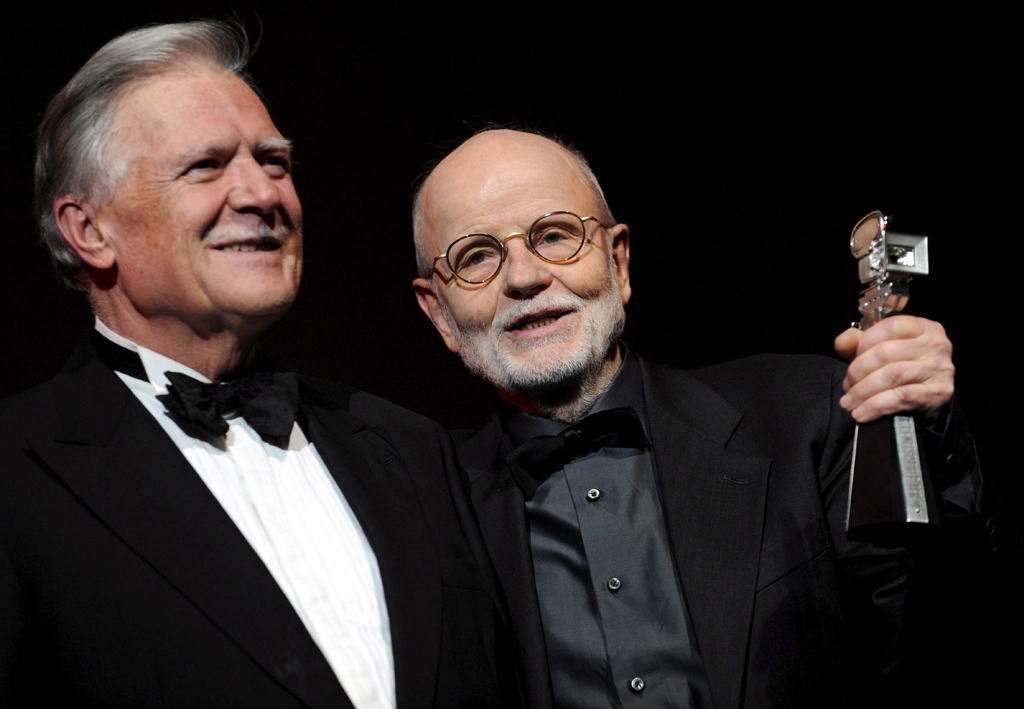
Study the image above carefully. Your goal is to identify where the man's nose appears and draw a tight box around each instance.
[501,237,552,298]
[227,156,283,214]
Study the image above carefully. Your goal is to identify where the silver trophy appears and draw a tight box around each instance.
[845,211,938,539]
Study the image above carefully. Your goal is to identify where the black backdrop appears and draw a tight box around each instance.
[2,5,1017,675]
[4,7,1012,476]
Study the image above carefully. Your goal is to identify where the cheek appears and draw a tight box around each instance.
[281,182,303,225]
[113,223,168,267]
[106,195,183,258]
[458,289,502,328]
[290,245,303,280]
[559,261,615,299]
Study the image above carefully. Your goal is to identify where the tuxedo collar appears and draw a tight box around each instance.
[53,335,137,446]
[638,358,744,446]
[93,319,211,393]
[33,334,355,709]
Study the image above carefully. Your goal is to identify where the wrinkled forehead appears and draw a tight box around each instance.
[108,68,273,163]
[419,133,600,248]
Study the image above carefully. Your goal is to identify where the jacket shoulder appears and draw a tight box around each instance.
[0,379,60,442]
[684,353,845,419]
[297,374,450,439]
[640,353,850,456]
[687,353,844,391]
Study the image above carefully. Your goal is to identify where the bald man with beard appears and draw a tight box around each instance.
[412,129,979,708]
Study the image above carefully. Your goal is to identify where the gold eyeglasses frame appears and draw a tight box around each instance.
[432,210,608,285]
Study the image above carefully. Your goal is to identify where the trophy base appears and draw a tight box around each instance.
[846,415,939,542]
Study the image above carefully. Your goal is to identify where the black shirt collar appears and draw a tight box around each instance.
[503,344,649,447]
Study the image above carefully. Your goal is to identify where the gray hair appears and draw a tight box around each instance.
[411,127,616,278]
[34,20,255,288]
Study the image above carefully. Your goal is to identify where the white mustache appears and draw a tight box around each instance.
[205,222,294,247]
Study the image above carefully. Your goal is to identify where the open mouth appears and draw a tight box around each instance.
[214,236,282,252]
[510,311,569,332]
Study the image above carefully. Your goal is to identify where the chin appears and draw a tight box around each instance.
[217,290,297,329]
[496,339,594,391]
[459,309,624,397]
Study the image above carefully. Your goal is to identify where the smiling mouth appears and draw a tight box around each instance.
[215,236,282,252]
[520,316,559,330]
[511,312,568,331]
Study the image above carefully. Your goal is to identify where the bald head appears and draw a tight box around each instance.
[413,129,614,278]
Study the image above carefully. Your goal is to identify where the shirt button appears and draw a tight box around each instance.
[586,488,601,501]
[630,677,645,692]
[607,577,621,592]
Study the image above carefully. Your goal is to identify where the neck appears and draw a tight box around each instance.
[498,343,623,424]
[94,308,262,382]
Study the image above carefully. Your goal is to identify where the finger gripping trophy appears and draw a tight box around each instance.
[846,211,938,540]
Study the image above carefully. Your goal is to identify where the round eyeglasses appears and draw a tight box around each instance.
[432,211,607,285]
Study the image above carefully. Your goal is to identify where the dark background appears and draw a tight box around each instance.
[3,7,1013,487]
[2,5,1017,688]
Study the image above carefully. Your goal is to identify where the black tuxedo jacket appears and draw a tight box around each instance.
[457,354,949,709]
[0,337,521,708]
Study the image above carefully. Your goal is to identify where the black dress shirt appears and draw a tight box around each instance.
[504,349,714,708]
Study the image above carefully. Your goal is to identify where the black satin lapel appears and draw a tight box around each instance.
[32,363,350,709]
[303,403,439,709]
[643,364,770,709]
[460,423,555,708]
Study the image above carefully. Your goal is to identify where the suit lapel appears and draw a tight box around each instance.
[457,359,770,708]
[301,384,440,709]
[458,417,555,709]
[28,353,350,709]
[640,359,770,709]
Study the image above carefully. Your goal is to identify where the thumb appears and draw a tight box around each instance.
[834,327,863,361]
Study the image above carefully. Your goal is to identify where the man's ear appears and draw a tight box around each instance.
[607,222,631,306]
[413,277,460,354]
[54,196,116,270]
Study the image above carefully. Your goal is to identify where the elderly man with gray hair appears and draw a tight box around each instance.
[0,22,521,708]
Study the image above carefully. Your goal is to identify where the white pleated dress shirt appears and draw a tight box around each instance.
[97,320,395,709]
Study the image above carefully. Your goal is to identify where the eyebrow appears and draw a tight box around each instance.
[175,137,293,169]
[254,137,293,156]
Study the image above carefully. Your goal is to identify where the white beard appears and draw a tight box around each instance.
[438,267,626,399]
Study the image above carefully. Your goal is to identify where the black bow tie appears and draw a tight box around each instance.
[505,407,650,500]
[157,370,300,441]
[89,330,299,441]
